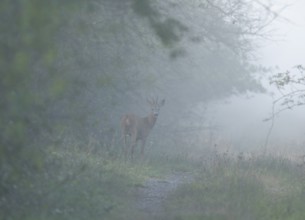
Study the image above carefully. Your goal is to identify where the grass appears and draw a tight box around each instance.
[4,142,305,220]
[8,141,199,220]
[5,145,149,220]
[161,155,305,220]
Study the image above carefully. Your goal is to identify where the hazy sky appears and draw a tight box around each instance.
[207,1,305,153]
[259,0,305,69]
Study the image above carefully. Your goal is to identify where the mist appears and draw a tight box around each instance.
[206,0,305,155]
[2,0,305,219]
[206,93,305,153]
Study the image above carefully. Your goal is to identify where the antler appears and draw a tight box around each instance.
[147,96,157,105]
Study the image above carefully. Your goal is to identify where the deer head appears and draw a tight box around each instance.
[147,97,165,118]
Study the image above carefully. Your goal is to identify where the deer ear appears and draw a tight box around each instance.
[160,99,165,106]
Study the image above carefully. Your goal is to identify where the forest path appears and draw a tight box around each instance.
[134,171,194,216]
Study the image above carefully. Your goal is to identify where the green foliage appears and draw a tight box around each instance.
[0,0,87,218]
[132,0,156,17]
[133,0,188,47]
[2,144,163,220]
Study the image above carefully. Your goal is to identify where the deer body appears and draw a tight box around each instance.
[121,98,165,159]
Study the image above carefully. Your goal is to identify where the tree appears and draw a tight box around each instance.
[0,1,87,218]
[53,0,279,152]
[263,65,305,152]
[269,65,305,116]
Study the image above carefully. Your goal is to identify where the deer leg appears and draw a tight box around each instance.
[140,139,146,160]
[130,142,136,160]
[123,135,128,160]
[130,136,137,160]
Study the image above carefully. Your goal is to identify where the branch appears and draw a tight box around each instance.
[264,65,305,153]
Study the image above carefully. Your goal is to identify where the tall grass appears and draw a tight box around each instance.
[6,139,305,220]
[7,142,154,220]
[160,152,305,220]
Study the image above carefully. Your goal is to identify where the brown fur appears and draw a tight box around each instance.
[121,98,164,159]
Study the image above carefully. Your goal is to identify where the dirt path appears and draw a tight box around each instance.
[134,171,193,216]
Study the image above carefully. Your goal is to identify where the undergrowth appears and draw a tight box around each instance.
[4,142,305,220]
[161,155,305,220]
[4,144,152,220]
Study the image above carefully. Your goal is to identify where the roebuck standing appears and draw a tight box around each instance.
[121,98,165,159]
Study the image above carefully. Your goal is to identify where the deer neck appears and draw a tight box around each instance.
[146,113,157,128]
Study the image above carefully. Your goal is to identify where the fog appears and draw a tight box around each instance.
[206,0,305,154]
[259,0,305,69]
[207,93,305,153]
[2,1,305,219]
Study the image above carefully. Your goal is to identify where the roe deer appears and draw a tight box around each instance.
[121,97,165,159]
